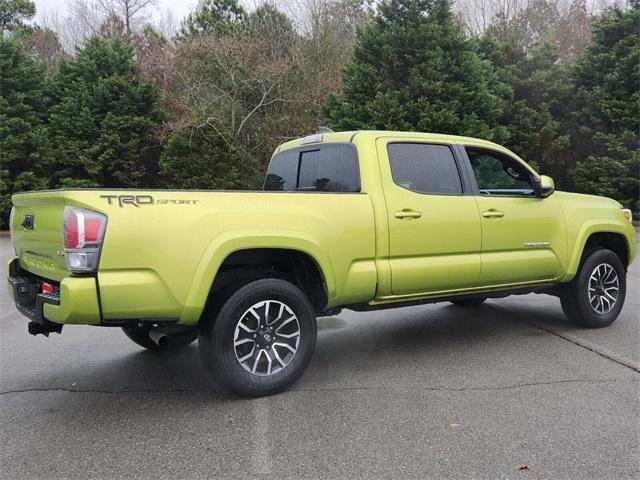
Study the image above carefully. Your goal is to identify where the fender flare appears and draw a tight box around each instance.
[562,220,634,282]
[179,229,336,324]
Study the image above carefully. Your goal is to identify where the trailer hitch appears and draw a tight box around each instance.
[28,321,63,337]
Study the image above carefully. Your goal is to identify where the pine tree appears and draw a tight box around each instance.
[324,0,508,142]
[177,0,244,38]
[0,37,50,227]
[569,4,639,212]
[475,35,571,180]
[0,0,35,32]
[46,36,166,188]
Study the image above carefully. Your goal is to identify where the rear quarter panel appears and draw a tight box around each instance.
[77,190,378,324]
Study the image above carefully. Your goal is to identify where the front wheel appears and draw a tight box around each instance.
[560,248,626,328]
[198,278,317,397]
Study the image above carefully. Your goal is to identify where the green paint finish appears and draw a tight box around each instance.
[8,131,636,326]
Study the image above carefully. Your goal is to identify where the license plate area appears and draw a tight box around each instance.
[8,259,61,324]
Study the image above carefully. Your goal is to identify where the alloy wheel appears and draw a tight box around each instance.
[233,300,301,376]
[587,263,619,315]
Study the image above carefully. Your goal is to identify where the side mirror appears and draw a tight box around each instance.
[538,175,555,197]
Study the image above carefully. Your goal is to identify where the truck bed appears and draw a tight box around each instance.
[11,189,378,325]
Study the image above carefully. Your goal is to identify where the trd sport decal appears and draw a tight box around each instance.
[100,195,199,207]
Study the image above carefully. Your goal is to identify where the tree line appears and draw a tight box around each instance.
[0,0,638,227]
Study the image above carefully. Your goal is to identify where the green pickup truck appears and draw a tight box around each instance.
[7,130,636,396]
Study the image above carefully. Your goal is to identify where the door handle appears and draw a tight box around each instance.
[482,209,505,219]
[394,209,422,219]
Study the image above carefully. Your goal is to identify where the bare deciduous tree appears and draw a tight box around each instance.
[145,0,373,163]
[173,32,293,147]
[455,0,612,61]
[100,0,158,37]
[18,25,65,73]
[455,0,529,36]
[59,0,158,46]
[455,0,624,37]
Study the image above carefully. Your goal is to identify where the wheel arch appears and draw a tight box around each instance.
[179,230,335,325]
[206,248,329,313]
[563,221,634,281]
[582,232,629,266]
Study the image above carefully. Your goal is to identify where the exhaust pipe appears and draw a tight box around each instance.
[145,324,197,347]
[148,329,170,347]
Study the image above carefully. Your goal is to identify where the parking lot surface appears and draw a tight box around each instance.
[1,234,638,479]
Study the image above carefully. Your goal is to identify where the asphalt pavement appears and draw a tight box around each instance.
[1,234,638,479]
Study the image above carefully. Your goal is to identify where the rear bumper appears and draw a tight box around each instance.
[7,257,101,325]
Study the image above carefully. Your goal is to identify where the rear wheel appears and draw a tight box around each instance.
[560,248,626,328]
[450,298,486,307]
[198,278,317,397]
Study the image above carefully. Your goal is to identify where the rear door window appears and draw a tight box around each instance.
[387,143,463,195]
[265,144,360,192]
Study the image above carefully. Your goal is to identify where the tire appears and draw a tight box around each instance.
[450,298,486,307]
[122,325,197,351]
[560,248,626,328]
[198,278,317,397]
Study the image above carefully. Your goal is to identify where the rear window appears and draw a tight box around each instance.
[264,144,360,192]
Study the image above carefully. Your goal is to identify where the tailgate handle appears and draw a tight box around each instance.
[21,214,34,230]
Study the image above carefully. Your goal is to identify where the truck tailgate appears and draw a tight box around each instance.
[11,191,69,281]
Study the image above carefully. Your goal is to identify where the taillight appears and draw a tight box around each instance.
[63,206,107,273]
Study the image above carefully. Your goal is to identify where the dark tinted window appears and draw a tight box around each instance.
[387,143,462,195]
[265,144,360,192]
[264,149,298,191]
[466,148,535,196]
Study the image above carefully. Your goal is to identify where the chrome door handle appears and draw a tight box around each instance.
[482,209,505,219]
[394,209,422,219]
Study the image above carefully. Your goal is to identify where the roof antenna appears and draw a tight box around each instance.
[316,126,333,134]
